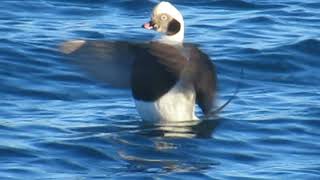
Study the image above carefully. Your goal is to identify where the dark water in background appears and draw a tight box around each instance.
[0,0,320,179]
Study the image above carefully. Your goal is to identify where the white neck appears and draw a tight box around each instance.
[155,26,184,45]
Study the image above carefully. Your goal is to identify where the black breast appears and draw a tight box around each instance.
[131,42,187,101]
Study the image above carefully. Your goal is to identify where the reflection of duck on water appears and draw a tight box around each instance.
[138,119,220,138]
[113,119,220,173]
[60,1,217,122]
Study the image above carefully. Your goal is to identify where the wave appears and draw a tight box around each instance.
[216,38,320,87]
[237,16,279,25]
[283,39,320,56]
[172,0,286,9]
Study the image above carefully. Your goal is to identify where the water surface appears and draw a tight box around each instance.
[0,0,320,179]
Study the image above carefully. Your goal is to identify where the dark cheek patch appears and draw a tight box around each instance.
[166,19,181,36]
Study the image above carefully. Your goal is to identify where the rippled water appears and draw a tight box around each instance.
[1,0,320,179]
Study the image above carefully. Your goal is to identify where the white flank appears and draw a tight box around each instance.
[135,81,198,122]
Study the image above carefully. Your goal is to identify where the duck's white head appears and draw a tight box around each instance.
[142,1,184,44]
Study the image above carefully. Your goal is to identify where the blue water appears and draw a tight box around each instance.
[1,0,320,179]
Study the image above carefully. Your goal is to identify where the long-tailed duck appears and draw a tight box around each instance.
[60,1,216,122]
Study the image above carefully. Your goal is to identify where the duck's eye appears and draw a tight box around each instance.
[160,15,168,21]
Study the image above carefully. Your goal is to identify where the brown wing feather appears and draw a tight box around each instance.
[186,45,217,115]
[60,40,135,88]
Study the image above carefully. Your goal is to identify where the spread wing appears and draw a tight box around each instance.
[60,40,135,88]
[60,40,189,91]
